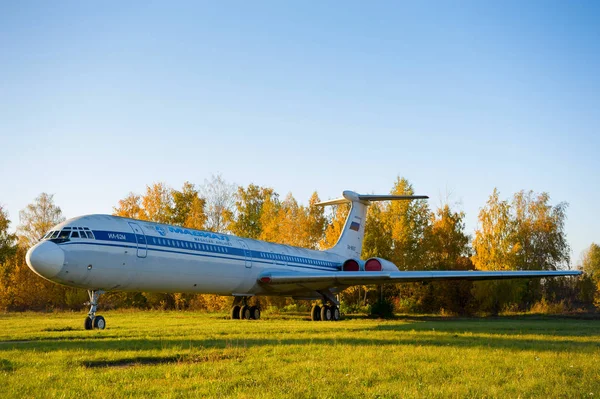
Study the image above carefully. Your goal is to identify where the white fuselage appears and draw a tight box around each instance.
[28,215,346,295]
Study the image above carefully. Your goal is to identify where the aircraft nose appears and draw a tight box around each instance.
[26,241,65,279]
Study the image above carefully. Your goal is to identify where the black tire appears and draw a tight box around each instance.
[92,315,106,330]
[240,305,251,320]
[320,305,332,321]
[84,317,93,330]
[231,305,241,320]
[332,307,341,321]
[250,306,260,320]
[311,305,321,321]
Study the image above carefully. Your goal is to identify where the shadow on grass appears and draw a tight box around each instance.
[83,355,181,368]
[1,333,598,354]
[82,351,243,368]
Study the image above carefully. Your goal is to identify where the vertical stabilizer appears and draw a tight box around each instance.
[315,190,428,259]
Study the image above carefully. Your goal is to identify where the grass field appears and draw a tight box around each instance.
[1,311,599,398]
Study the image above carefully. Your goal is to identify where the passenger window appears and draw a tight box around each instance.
[71,231,80,238]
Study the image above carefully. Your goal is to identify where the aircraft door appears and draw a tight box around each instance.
[128,222,148,258]
[238,240,252,268]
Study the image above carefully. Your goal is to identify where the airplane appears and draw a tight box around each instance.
[25,190,581,330]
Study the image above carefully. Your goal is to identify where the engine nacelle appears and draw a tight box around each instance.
[365,257,399,272]
[341,258,364,271]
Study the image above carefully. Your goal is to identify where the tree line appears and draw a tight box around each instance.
[1,175,598,315]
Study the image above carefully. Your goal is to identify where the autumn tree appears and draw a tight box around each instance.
[113,193,145,220]
[421,204,474,314]
[142,183,173,224]
[385,177,431,271]
[17,193,65,248]
[171,181,206,229]
[582,243,600,280]
[581,243,600,308]
[226,184,277,239]
[0,206,16,265]
[471,189,570,313]
[321,203,350,250]
[258,191,283,244]
[512,191,570,271]
[305,192,327,249]
[362,202,393,260]
[0,207,17,308]
[201,174,236,233]
[471,189,517,271]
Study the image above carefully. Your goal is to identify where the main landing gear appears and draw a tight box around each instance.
[311,290,341,321]
[310,304,341,321]
[230,297,261,320]
[84,290,106,330]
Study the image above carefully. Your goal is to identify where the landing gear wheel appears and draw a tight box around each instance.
[93,315,106,330]
[85,290,104,331]
[332,307,341,321]
[311,305,321,321]
[320,305,332,321]
[240,305,251,320]
[250,306,261,320]
[231,305,241,320]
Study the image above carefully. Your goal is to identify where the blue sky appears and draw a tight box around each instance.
[1,1,598,264]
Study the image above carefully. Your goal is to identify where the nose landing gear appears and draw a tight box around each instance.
[84,290,105,330]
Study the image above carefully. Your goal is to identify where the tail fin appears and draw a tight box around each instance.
[316,190,428,259]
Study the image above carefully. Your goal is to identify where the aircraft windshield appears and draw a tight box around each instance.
[44,226,95,242]
[57,230,71,239]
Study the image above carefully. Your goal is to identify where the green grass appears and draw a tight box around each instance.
[1,311,599,398]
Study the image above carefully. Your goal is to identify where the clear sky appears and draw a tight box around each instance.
[1,1,598,265]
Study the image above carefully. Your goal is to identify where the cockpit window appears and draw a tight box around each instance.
[57,230,71,239]
[46,226,94,241]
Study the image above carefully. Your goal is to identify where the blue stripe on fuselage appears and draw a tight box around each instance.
[60,241,337,272]
[88,230,340,270]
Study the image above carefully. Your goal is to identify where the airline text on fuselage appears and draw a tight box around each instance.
[167,227,230,242]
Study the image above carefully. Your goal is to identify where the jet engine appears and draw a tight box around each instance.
[341,258,364,271]
[365,257,399,272]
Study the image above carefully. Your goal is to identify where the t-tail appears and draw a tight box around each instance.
[315,190,429,259]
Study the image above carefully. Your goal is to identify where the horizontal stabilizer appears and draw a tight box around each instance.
[315,190,428,206]
[358,194,429,201]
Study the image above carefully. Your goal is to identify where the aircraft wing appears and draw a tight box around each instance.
[257,270,582,294]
